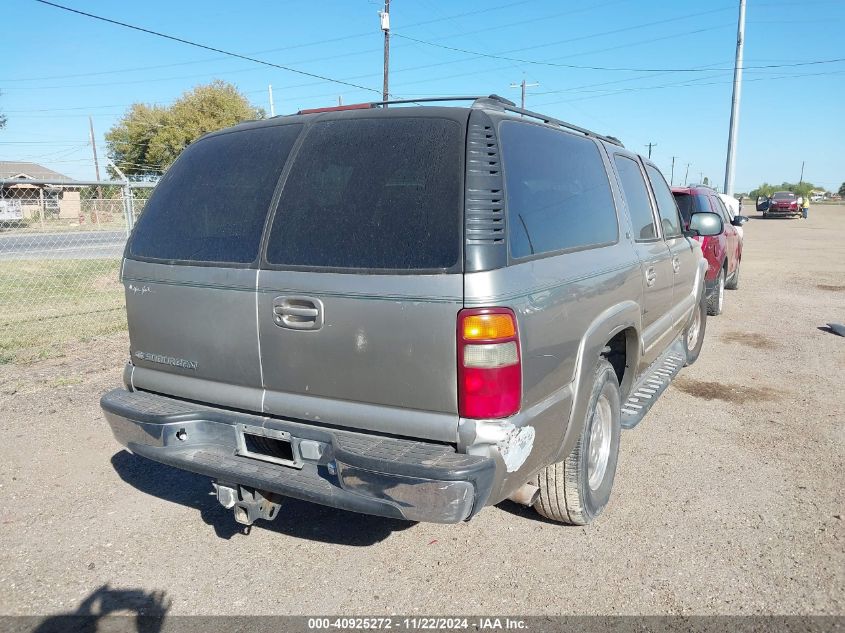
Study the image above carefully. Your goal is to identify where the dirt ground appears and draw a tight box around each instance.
[0,205,843,618]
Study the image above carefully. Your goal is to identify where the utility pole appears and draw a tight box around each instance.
[799,160,805,185]
[645,142,657,159]
[670,156,676,186]
[723,0,746,196]
[684,163,691,186]
[379,0,390,103]
[88,116,101,182]
[268,84,275,117]
[510,79,540,109]
[88,115,103,225]
[338,95,343,106]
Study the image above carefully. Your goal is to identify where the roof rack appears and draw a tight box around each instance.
[474,97,625,147]
[295,95,624,147]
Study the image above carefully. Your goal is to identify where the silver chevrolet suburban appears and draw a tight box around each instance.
[101,95,722,527]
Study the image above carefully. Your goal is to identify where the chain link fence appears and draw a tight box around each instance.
[0,179,155,364]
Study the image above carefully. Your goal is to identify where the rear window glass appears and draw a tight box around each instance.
[265,117,462,270]
[500,121,618,259]
[672,192,711,225]
[129,124,302,264]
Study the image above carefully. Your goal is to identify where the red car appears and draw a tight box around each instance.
[757,191,802,218]
[672,186,747,316]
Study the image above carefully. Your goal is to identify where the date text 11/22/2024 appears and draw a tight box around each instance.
[307,617,528,630]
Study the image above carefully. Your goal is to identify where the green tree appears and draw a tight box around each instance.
[749,183,776,199]
[750,181,817,200]
[105,80,263,180]
[838,182,845,197]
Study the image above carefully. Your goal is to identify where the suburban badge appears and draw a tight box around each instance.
[134,350,198,371]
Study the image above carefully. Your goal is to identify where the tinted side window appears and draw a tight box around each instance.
[265,117,462,270]
[129,124,302,264]
[500,121,618,259]
[712,196,731,223]
[673,192,711,225]
[673,193,693,225]
[645,165,683,238]
[613,155,656,240]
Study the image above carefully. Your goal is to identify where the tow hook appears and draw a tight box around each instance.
[214,482,284,527]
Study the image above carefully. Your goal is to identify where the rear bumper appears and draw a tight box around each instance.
[101,389,496,524]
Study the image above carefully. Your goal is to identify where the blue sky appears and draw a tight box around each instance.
[2,0,843,193]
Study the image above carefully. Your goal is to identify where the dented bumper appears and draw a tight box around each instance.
[101,389,496,523]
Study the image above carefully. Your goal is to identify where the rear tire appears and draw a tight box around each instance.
[534,358,621,525]
[725,263,740,290]
[683,285,707,366]
[707,268,724,316]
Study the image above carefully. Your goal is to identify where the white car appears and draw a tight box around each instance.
[718,193,744,240]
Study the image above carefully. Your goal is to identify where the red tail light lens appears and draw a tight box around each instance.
[458,308,521,419]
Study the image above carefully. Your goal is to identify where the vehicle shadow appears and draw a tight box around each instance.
[747,214,801,220]
[110,450,412,545]
[494,498,566,525]
[29,583,169,633]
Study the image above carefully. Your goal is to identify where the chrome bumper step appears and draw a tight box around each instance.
[621,339,686,430]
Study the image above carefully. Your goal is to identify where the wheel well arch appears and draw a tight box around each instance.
[601,327,638,398]
[554,302,642,464]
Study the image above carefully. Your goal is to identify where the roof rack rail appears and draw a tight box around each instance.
[368,96,484,107]
[293,94,624,147]
[481,100,624,147]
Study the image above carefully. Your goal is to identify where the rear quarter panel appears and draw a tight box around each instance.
[464,240,642,499]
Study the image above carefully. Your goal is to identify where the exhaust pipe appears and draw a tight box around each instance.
[507,482,540,507]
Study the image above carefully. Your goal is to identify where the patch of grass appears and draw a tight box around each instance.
[52,376,84,387]
[0,258,127,364]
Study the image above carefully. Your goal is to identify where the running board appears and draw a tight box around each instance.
[620,339,686,430]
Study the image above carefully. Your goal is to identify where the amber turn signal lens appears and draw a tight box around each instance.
[462,314,516,340]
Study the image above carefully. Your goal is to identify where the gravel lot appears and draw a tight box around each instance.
[1,205,843,618]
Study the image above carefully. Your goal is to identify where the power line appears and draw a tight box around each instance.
[393,30,845,73]
[6,3,631,94]
[530,66,845,109]
[33,0,384,95]
[5,0,530,85]
[12,2,723,94]
[3,7,778,98]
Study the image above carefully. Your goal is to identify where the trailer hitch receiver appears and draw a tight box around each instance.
[214,482,284,526]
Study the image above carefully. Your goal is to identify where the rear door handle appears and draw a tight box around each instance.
[272,296,324,331]
[276,305,319,318]
[645,266,656,287]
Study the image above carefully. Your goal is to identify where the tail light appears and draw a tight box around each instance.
[457,308,521,419]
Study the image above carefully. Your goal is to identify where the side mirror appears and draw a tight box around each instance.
[731,215,749,226]
[686,211,723,237]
